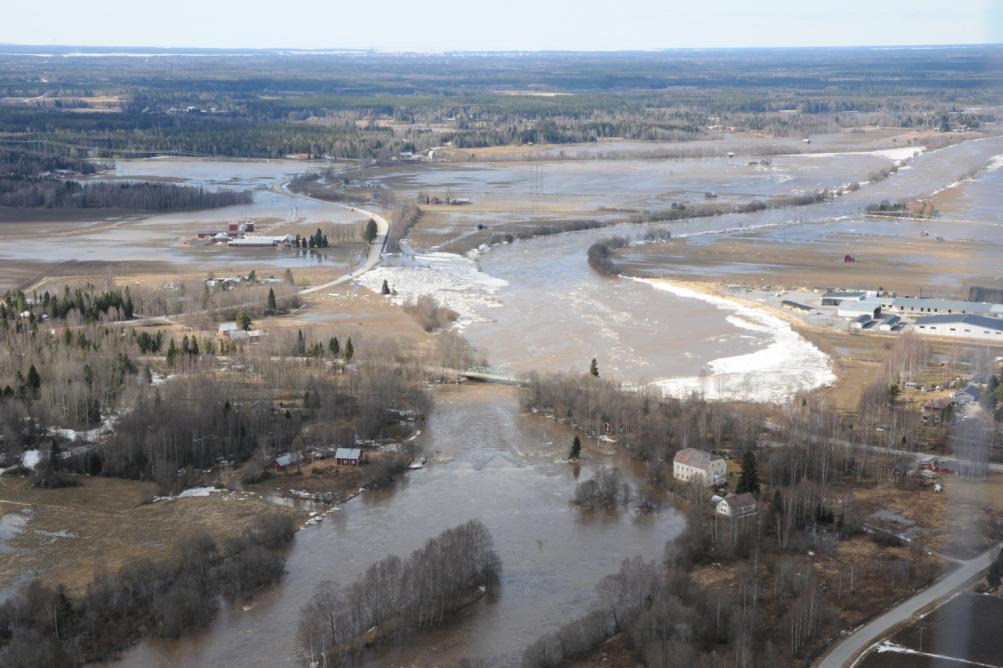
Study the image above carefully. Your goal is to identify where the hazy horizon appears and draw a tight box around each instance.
[1,42,1002,55]
[2,0,1000,52]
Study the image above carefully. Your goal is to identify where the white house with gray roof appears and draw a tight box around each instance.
[673,448,726,486]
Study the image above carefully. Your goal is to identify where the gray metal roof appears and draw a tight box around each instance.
[892,297,1000,314]
[674,448,720,470]
[822,290,865,299]
[336,447,362,459]
[914,314,1003,330]
[838,301,879,313]
[273,452,303,467]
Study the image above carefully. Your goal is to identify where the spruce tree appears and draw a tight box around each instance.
[267,287,277,313]
[329,336,340,356]
[236,309,251,331]
[381,280,391,295]
[26,365,41,399]
[589,358,599,377]
[736,449,760,496]
[569,436,582,460]
[345,337,354,362]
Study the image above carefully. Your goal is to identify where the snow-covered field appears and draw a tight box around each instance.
[637,278,835,402]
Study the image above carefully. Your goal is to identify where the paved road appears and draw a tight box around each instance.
[818,542,1001,668]
[273,179,390,295]
[298,202,388,294]
[820,435,1003,475]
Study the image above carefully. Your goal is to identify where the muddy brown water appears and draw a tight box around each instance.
[458,135,1003,384]
[36,136,1003,665]
[116,384,683,667]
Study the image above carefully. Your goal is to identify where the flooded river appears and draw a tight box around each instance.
[25,135,1003,665]
[118,385,683,667]
[360,135,1003,400]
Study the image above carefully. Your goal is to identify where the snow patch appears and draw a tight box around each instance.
[21,450,41,470]
[49,416,116,442]
[635,279,835,403]
[153,486,224,502]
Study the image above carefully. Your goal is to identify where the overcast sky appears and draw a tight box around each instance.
[1,0,1000,51]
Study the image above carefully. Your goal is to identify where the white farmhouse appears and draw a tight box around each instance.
[673,448,726,486]
[716,492,758,518]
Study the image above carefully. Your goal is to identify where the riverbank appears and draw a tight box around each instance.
[631,276,837,403]
[0,475,305,598]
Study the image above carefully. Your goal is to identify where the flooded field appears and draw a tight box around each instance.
[0,158,371,288]
[859,592,1003,668]
[116,384,684,668]
[370,150,905,212]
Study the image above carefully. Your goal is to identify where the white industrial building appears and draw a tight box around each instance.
[837,300,881,319]
[912,314,1003,342]
[673,448,727,486]
[227,235,294,248]
[887,297,1003,318]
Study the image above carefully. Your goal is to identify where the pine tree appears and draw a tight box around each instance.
[267,287,277,313]
[736,449,760,496]
[589,358,599,377]
[329,336,340,356]
[569,436,582,460]
[166,339,177,368]
[345,337,354,362]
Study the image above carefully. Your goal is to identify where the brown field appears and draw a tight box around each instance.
[851,476,1003,559]
[0,475,305,596]
[620,233,1003,298]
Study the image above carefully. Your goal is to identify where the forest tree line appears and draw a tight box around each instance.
[0,178,251,210]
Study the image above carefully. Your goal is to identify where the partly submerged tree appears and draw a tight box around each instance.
[590,358,600,377]
[569,435,582,460]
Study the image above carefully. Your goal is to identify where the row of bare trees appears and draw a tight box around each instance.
[298,520,501,666]
[0,515,295,667]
